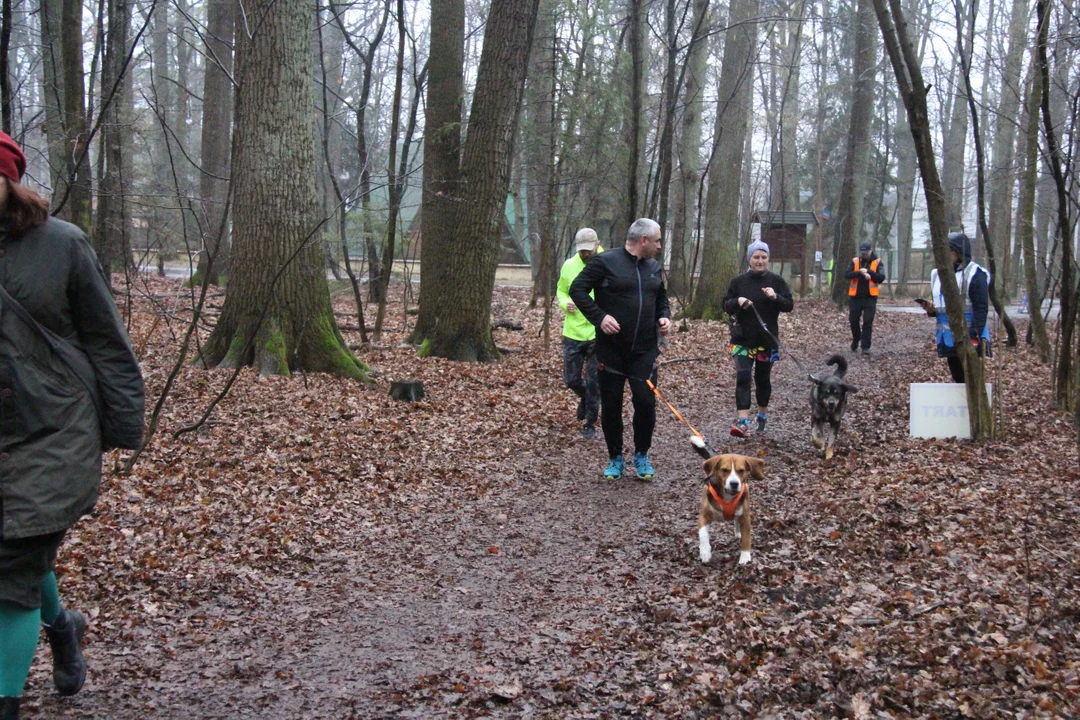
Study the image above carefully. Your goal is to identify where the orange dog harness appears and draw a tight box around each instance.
[708,484,745,520]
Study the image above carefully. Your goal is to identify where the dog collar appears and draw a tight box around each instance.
[708,484,745,520]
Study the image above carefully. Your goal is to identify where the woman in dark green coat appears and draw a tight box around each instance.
[0,131,144,719]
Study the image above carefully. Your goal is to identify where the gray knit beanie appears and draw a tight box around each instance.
[746,240,770,263]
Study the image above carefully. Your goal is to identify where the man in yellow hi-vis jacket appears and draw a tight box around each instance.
[556,228,603,438]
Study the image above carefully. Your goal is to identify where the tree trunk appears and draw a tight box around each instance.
[318,7,367,345]
[874,0,992,439]
[1,0,12,133]
[412,0,463,342]
[624,0,647,226]
[687,0,759,319]
[201,0,367,380]
[669,0,709,297]
[955,0,1018,347]
[770,17,802,214]
[1036,0,1076,410]
[195,0,234,286]
[53,0,91,232]
[939,2,970,231]
[811,0,831,296]
[1016,56,1051,360]
[894,97,917,294]
[416,0,540,360]
[987,0,1028,295]
[92,0,131,275]
[524,0,554,304]
[654,0,679,243]
[331,1,389,303]
[38,0,66,195]
[830,0,877,305]
[373,0,407,340]
[173,0,199,258]
[893,0,930,296]
[148,0,174,250]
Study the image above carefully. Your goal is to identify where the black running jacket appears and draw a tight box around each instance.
[569,247,670,364]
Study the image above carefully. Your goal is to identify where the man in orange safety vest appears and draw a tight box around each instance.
[844,241,885,355]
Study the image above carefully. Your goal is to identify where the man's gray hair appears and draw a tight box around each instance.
[627,218,660,245]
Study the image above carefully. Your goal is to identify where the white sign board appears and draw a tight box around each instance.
[909,383,992,439]
[815,251,823,263]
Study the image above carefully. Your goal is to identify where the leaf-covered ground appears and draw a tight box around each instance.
[24,280,1079,719]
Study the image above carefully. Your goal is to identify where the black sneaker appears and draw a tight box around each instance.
[756,413,767,434]
[850,339,859,352]
[45,609,87,696]
[1,697,20,720]
[580,424,597,440]
[861,347,871,356]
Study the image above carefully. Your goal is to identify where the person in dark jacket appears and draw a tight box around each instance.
[920,232,991,383]
[570,218,670,481]
[844,241,885,354]
[0,131,144,720]
[722,240,794,437]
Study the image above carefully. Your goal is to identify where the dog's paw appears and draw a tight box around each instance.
[825,447,834,460]
[698,526,712,563]
[699,546,712,563]
[738,551,751,565]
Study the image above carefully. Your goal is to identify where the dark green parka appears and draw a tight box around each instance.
[0,217,144,539]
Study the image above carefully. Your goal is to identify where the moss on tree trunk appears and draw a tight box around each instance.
[200,0,369,381]
[412,0,539,360]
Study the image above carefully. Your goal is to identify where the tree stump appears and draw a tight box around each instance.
[389,381,425,402]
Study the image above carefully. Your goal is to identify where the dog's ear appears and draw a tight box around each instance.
[747,457,766,480]
[703,456,722,477]
[842,383,859,393]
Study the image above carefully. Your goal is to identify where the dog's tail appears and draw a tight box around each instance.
[826,353,848,378]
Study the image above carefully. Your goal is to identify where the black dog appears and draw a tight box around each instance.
[810,354,858,460]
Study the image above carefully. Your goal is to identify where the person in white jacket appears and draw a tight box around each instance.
[921,232,991,383]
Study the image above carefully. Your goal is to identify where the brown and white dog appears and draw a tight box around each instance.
[690,436,764,565]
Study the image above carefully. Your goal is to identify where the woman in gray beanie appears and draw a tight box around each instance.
[721,241,794,437]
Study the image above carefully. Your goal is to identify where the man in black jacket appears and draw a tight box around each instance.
[570,218,671,481]
[844,242,886,355]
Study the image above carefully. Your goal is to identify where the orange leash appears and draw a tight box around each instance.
[598,362,716,456]
[646,379,705,441]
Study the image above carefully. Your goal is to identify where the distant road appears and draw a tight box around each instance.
[880,300,1060,320]
[139,261,535,287]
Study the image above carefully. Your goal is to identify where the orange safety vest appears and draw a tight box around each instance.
[849,257,880,296]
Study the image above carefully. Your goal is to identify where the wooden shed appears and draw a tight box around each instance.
[749,210,820,295]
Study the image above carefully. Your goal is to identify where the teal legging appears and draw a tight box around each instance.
[0,602,39,697]
[0,572,64,698]
[40,571,61,625]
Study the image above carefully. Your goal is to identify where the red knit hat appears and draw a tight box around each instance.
[0,131,26,182]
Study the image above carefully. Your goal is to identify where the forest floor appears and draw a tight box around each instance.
[25,279,1079,719]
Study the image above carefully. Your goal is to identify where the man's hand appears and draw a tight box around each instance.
[861,269,870,278]
[600,315,621,335]
[566,302,577,314]
[762,287,777,300]
[658,317,672,335]
[738,297,752,308]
